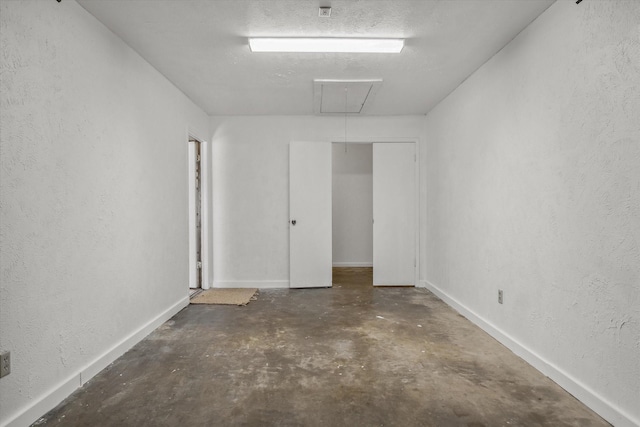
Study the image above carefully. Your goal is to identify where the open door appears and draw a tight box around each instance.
[373,142,416,286]
[289,141,332,288]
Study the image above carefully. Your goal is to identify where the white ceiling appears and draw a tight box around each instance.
[78,0,555,116]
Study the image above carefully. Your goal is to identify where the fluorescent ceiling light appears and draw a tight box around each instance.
[248,38,404,53]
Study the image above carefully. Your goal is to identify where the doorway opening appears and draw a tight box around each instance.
[288,140,416,289]
[188,135,210,296]
[332,142,374,287]
[331,141,417,287]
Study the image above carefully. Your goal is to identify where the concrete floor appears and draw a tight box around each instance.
[35,268,608,426]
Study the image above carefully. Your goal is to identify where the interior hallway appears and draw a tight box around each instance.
[34,268,607,426]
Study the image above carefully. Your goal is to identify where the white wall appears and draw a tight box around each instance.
[422,1,640,426]
[210,115,425,288]
[332,144,373,267]
[0,2,209,426]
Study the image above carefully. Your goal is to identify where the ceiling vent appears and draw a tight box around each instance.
[318,6,332,17]
[313,79,382,115]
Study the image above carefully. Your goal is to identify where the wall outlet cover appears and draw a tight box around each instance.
[0,351,10,378]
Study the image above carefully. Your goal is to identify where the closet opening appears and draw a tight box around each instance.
[332,142,374,287]
[330,141,417,288]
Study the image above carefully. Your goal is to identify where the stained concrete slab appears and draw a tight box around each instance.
[34,268,609,426]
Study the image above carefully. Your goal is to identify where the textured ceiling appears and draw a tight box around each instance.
[78,0,555,116]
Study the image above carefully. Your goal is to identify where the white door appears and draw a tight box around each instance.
[289,141,332,288]
[373,142,416,286]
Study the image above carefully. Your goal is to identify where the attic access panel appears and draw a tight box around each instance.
[313,79,382,115]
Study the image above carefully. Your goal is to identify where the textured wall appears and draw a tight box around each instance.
[210,115,425,287]
[332,144,373,266]
[0,1,209,425]
[424,0,640,425]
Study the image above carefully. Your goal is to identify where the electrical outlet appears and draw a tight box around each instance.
[0,351,10,378]
[498,290,504,304]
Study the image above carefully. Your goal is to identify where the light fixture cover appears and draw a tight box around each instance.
[248,38,404,53]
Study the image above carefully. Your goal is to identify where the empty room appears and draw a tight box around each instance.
[0,0,638,426]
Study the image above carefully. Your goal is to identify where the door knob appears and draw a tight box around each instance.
[291,220,297,225]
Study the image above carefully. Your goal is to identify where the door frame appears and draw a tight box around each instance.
[330,138,420,286]
[188,131,211,290]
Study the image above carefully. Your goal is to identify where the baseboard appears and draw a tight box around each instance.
[213,280,289,289]
[420,280,637,427]
[79,296,189,383]
[3,296,189,427]
[3,373,80,427]
[332,262,373,267]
